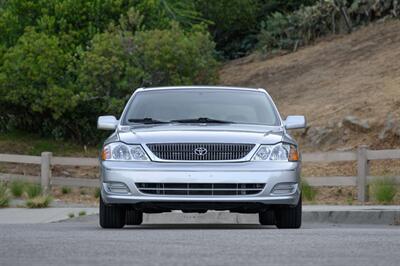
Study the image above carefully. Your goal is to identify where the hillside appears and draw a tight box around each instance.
[220,19,400,152]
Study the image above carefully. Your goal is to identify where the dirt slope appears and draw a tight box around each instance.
[220,19,400,152]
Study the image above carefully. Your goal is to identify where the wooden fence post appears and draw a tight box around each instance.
[357,146,369,203]
[41,152,52,193]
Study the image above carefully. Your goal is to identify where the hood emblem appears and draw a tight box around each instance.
[194,147,208,156]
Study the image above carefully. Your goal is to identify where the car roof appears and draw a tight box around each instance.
[136,86,266,93]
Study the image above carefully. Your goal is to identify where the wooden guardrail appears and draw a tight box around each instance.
[303,146,400,202]
[0,146,399,202]
[0,152,99,191]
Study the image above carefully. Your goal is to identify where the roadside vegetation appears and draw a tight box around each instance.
[61,187,72,195]
[370,177,398,204]
[10,180,25,197]
[25,195,53,208]
[22,183,53,208]
[24,184,43,199]
[94,188,101,199]
[301,179,317,202]
[0,182,10,208]
[0,181,54,208]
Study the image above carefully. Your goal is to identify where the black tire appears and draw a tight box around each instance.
[99,196,126,229]
[275,197,302,229]
[126,209,143,225]
[259,209,275,225]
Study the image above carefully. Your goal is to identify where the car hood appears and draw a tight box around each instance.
[116,124,285,144]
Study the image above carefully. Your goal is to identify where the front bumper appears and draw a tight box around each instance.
[100,161,301,207]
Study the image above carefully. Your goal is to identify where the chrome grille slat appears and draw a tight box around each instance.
[147,143,255,161]
[138,188,263,191]
[136,183,265,196]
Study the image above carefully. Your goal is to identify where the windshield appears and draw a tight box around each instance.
[122,89,280,126]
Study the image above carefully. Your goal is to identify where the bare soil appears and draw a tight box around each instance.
[220,19,400,152]
[51,186,98,206]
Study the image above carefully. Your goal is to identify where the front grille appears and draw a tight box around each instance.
[146,143,255,161]
[136,183,265,196]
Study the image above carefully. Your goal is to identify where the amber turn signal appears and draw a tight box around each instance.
[101,147,110,161]
[288,145,299,161]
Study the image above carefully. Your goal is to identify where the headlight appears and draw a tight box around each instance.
[101,143,149,161]
[252,143,299,161]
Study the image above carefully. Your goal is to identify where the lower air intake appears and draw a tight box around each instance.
[136,183,265,196]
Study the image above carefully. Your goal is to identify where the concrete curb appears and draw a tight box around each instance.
[303,211,400,225]
[143,206,400,225]
[0,205,399,225]
[0,207,98,224]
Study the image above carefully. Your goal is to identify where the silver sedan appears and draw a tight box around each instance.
[97,86,306,229]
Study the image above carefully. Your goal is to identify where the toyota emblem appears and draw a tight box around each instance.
[194,147,208,156]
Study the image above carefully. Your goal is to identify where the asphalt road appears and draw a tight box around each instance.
[0,215,399,266]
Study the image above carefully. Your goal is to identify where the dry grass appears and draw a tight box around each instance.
[25,195,53,208]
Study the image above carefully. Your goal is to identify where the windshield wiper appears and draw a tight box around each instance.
[169,117,235,124]
[128,118,168,124]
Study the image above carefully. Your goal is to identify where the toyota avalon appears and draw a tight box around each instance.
[97,86,306,228]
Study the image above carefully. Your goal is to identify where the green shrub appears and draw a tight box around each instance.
[10,180,26,197]
[94,187,101,199]
[0,0,134,48]
[370,177,397,204]
[68,212,75,218]
[25,195,52,208]
[132,23,219,86]
[258,1,339,54]
[0,182,10,208]
[61,186,72,195]
[24,184,42,199]
[77,23,218,104]
[258,0,400,55]
[301,179,317,201]
[78,210,86,216]
[0,29,73,117]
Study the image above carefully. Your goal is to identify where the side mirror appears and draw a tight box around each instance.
[284,115,306,130]
[97,115,118,130]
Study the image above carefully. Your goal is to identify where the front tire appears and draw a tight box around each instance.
[259,209,275,225]
[275,197,302,229]
[126,209,143,225]
[99,196,126,229]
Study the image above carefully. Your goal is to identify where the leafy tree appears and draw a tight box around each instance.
[0,29,73,125]
[0,0,131,50]
[35,0,129,51]
[0,2,219,142]
[194,0,260,59]
[259,0,319,14]
[132,0,205,29]
[77,22,218,116]
[131,23,218,86]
